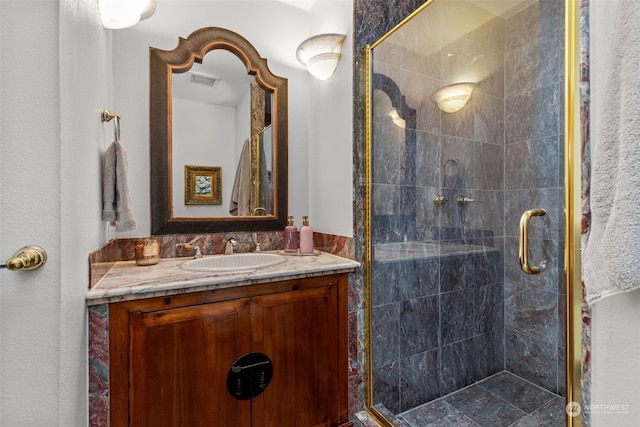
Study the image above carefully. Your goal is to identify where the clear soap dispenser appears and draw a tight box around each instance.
[299,215,314,254]
[284,216,299,253]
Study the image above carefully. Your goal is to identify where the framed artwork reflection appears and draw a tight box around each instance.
[184,165,222,205]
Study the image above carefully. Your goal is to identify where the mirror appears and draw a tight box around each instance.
[150,27,288,234]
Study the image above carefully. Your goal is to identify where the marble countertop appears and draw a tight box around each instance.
[86,251,361,306]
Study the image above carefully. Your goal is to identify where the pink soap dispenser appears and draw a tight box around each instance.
[299,215,314,254]
[283,216,299,253]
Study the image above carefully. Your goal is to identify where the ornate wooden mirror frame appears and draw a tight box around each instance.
[150,27,288,234]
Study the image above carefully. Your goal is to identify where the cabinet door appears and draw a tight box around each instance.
[250,282,341,427]
[128,298,252,427]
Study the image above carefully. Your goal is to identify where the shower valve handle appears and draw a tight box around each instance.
[457,195,483,206]
[433,194,449,206]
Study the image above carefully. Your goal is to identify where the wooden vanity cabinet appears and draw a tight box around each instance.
[109,274,352,427]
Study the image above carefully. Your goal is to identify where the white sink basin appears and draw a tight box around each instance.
[180,253,286,272]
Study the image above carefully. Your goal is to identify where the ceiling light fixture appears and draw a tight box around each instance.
[98,0,156,29]
[296,34,346,81]
[431,82,476,113]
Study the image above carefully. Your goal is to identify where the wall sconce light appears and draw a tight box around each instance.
[296,34,346,81]
[388,108,406,128]
[431,82,476,113]
[98,0,156,29]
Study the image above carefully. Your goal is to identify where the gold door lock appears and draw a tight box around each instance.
[1,246,47,271]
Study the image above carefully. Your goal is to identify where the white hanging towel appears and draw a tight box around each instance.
[229,139,252,216]
[583,0,640,305]
[102,140,137,232]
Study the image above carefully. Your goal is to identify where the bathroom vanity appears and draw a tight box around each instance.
[87,252,359,427]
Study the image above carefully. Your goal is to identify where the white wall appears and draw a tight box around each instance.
[110,0,353,238]
[308,0,354,237]
[1,0,108,424]
[112,1,319,237]
[0,1,349,424]
[589,0,640,424]
[172,99,236,217]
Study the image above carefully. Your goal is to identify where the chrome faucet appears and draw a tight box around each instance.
[457,195,484,206]
[253,233,262,252]
[183,244,202,258]
[224,238,237,255]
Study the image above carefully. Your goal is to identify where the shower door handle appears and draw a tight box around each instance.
[518,209,547,275]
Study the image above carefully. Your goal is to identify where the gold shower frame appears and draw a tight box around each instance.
[362,1,582,425]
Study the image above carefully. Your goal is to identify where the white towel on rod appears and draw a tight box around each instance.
[583,0,640,305]
[102,140,137,232]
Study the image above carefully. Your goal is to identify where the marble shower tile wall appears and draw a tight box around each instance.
[436,13,506,246]
[353,0,429,418]
[503,0,566,395]
[370,250,504,414]
[372,10,508,248]
[580,0,592,421]
[356,1,580,424]
[368,4,508,416]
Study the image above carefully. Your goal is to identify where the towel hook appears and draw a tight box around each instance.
[101,108,121,143]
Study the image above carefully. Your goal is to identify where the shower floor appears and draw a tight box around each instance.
[396,371,565,426]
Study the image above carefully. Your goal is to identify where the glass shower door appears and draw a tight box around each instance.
[365,0,576,425]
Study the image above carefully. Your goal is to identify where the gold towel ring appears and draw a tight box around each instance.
[101,108,121,142]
